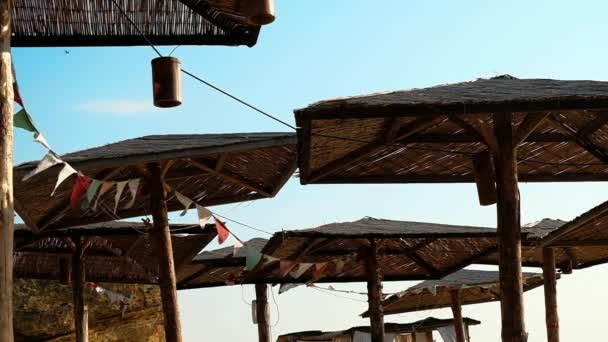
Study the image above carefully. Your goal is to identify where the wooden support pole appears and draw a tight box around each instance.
[493,112,527,342]
[450,289,466,342]
[255,284,271,342]
[542,248,559,342]
[72,238,88,342]
[365,239,385,342]
[0,0,14,340]
[148,162,182,342]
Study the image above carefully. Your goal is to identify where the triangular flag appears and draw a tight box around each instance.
[114,181,128,213]
[52,163,77,196]
[289,263,314,279]
[275,260,298,278]
[34,132,51,150]
[245,247,263,271]
[213,215,230,245]
[279,283,302,294]
[196,205,212,227]
[23,152,62,181]
[70,175,92,209]
[313,262,330,281]
[174,191,193,216]
[124,179,140,209]
[232,240,244,257]
[14,109,36,132]
[93,182,114,211]
[12,63,23,107]
[335,259,346,274]
[81,179,102,210]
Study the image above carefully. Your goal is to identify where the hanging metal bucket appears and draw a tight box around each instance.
[151,57,182,108]
[243,0,275,26]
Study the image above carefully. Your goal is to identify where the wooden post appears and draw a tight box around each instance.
[72,238,88,342]
[449,289,466,342]
[365,239,384,342]
[471,151,497,206]
[0,0,14,340]
[493,112,527,342]
[148,162,182,342]
[255,284,271,342]
[542,247,559,342]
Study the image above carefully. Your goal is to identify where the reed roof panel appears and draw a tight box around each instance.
[14,133,297,231]
[295,76,608,185]
[12,0,261,47]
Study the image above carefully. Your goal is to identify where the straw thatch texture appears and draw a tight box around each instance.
[255,217,498,283]
[14,221,216,284]
[477,214,608,271]
[177,237,268,289]
[277,317,481,342]
[295,76,608,185]
[14,133,296,231]
[362,270,549,317]
[12,0,261,47]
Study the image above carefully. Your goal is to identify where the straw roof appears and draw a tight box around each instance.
[362,270,549,317]
[277,317,481,341]
[254,217,498,283]
[477,215,608,271]
[14,133,296,231]
[14,221,216,284]
[295,76,608,185]
[12,0,261,47]
[178,237,268,289]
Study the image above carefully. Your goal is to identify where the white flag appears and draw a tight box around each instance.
[23,152,62,181]
[114,181,128,213]
[34,132,51,150]
[279,283,302,294]
[93,182,114,211]
[196,205,212,227]
[232,240,244,257]
[51,163,77,196]
[289,263,314,279]
[124,178,140,209]
[174,191,193,216]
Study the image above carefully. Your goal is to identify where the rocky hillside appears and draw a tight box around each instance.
[14,279,164,341]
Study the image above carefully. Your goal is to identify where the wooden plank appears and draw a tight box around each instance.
[148,163,182,342]
[548,239,608,247]
[0,0,14,338]
[542,248,559,342]
[471,151,497,206]
[449,116,498,153]
[401,132,569,143]
[450,290,466,342]
[365,239,385,342]
[307,117,440,183]
[578,112,608,137]
[514,113,549,146]
[493,112,527,342]
[187,158,273,197]
[72,238,88,342]
[255,284,271,342]
[396,240,441,277]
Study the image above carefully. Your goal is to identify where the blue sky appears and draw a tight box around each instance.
[13,1,608,341]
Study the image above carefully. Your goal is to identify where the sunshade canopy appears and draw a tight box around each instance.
[14,221,216,284]
[362,270,549,317]
[295,75,608,185]
[12,0,262,47]
[277,317,481,341]
[14,133,296,231]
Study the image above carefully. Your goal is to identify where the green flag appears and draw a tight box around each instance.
[81,179,102,210]
[245,246,263,271]
[14,109,37,132]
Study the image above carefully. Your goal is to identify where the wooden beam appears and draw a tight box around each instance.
[493,112,527,342]
[148,163,182,342]
[187,158,273,197]
[0,0,14,337]
[214,154,227,172]
[450,289,466,342]
[365,239,385,342]
[578,112,608,137]
[548,239,608,247]
[401,132,569,144]
[449,116,498,153]
[307,116,441,183]
[396,240,441,277]
[513,113,550,147]
[471,151,497,206]
[72,238,88,342]
[548,114,608,163]
[255,284,271,342]
[542,248,559,342]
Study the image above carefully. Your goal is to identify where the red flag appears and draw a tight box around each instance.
[213,215,230,244]
[14,82,23,107]
[70,175,91,209]
[274,260,297,278]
